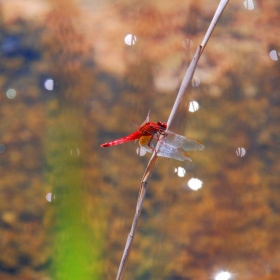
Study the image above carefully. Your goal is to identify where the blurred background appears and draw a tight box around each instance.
[0,0,280,279]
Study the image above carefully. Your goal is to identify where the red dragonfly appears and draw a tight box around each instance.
[100,113,204,161]
[100,113,166,147]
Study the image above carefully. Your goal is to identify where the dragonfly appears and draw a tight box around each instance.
[100,112,204,161]
[100,112,166,147]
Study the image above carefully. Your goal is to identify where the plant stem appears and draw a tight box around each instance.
[116,1,230,279]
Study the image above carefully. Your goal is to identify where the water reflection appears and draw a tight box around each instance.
[124,34,137,46]
[1,1,279,279]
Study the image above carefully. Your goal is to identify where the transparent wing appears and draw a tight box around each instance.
[163,129,204,151]
[139,136,192,162]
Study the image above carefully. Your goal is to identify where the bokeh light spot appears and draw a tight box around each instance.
[124,34,137,45]
[174,167,186,177]
[6,89,17,99]
[269,50,279,61]
[215,271,231,280]
[182,39,193,50]
[70,148,80,157]
[236,147,246,157]
[46,193,55,202]
[189,100,199,112]
[188,178,203,191]
[244,0,254,10]
[44,79,54,91]
[192,76,200,87]
[136,147,146,156]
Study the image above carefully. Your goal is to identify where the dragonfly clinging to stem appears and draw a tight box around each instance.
[100,112,204,161]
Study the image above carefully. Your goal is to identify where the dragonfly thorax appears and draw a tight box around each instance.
[157,121,167,130]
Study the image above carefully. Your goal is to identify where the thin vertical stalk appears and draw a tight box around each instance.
[116,1,230,279]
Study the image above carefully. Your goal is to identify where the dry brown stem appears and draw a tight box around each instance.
[116,1,230,279]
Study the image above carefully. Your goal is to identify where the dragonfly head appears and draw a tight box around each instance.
[157,121,167,130]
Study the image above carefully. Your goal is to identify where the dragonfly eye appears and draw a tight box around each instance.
[157,121,167,130]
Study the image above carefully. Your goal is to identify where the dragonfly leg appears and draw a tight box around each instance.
[159,130,167,136]
[147,137,156,153]
[147,131,167,152]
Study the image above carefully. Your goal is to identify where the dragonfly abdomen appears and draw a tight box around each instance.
[100,131,142,147]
